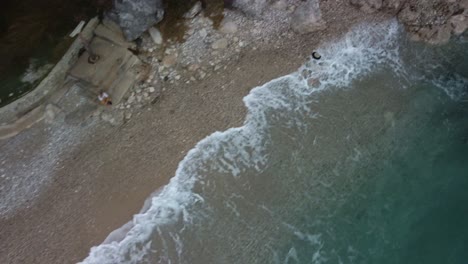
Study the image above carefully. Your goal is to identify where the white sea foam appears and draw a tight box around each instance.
[20,59,54,84]
[80,20,405,264]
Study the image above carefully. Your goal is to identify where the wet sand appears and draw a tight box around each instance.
[0,3,387,263]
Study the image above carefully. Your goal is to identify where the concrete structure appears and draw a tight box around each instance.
[0,18,146,140]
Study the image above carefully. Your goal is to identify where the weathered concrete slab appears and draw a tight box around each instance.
[68,34,144,105]
[0,106,45,140]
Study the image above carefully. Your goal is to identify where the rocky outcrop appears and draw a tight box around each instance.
[107,0,164,41]
[350,0,468,44]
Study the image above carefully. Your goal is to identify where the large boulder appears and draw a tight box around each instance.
[397,0,465,44]
[290,0,326,34]
[107,0,164,41]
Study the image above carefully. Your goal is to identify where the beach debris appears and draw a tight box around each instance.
[69,21,86,38]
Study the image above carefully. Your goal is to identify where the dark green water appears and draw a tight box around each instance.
[81,20,468,264]
[0,0,99,107]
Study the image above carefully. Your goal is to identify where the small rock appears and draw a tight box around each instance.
[127,94,135,104]
[220,19,238,34]
[212,38,229,49]
[199,28,208,39]
[125,112,133,120]
[8,93,13,97]
[148,87,156,93]
[199,71,206,79]
[239,41,245,47]
[143,92,149,98]
[188,64,200,71]
[183,1,202,19]
[162,54,178,67]
[175,75,181,80]
[450,14,468,35]
[148,27,163,45]
[136,95,142,102]
[214,65,221,71]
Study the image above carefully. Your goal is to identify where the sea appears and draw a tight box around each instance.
[80,20,468,264]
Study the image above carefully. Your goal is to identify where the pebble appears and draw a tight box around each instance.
[148,87,155,93]
[199,28,208,39]
[220,20,238,34]
[199,71,206,79]
[212,38,229,50]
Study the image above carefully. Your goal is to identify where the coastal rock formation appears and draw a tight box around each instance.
[107,0,164,41]
[290,0,326,34]
[350,0,468,44]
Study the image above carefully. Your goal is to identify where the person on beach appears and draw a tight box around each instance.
[312,51,321,60]
[98,91,112,105]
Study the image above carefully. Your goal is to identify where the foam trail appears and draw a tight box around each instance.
[80,20,406,264]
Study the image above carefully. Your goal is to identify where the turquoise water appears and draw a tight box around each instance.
[81,20,468,264]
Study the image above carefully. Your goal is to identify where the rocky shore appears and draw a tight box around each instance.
[0,0,467,264]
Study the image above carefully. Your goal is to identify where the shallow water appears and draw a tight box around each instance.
[81,20,468,264]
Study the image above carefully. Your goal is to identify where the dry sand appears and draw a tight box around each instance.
[0,2,389,263]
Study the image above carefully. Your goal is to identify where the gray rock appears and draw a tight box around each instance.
[148,27,163,45]
[107,0,165,41]
[127,94,135,104]
[148,87,156,93]
[212,38,229,49]
[290,1,326,34]
[450,13,468,35]
[199,28,208,39]
[183,1,203,19]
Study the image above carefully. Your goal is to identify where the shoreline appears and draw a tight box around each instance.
[0,2,391,263]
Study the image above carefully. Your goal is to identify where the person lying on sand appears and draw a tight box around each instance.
[98,91,112,106]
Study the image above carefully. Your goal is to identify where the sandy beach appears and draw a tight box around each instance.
[0,2,388,263]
